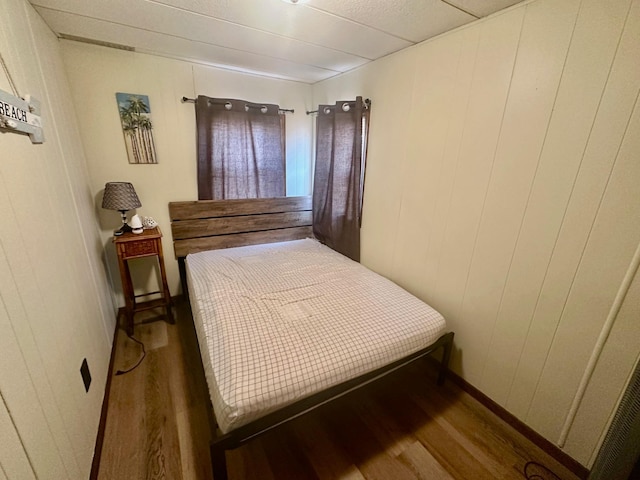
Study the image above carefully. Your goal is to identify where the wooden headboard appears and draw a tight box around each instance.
[168,196,313,259]
[169,196,313,295]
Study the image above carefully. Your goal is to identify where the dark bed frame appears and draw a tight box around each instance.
[168,195,454,480]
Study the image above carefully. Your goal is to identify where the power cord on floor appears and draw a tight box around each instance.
[115,333,146,375]
[523,461,563,480]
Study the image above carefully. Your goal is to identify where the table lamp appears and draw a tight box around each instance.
[101,182,142,236]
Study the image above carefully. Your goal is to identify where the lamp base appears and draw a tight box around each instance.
[114,223,133,236]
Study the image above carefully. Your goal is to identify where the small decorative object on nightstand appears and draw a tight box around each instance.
[130,214,143,234]
[113,227,173,335]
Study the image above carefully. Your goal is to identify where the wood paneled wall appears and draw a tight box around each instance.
[313,0,640,466]
[0,1,114,478]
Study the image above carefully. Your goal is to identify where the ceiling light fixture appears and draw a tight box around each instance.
[281,0,309,4]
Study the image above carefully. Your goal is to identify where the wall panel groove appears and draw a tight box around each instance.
[475,0,583,406]
[429,10,524,384]
[0,391,37,480]
[459,8,526,384]
[510,0,638,439]
[485,0,632,425]
[528,0,638,392]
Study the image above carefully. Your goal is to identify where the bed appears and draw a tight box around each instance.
[169,196,454,480]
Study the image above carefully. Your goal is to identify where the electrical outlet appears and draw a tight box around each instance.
[80,358,91,392]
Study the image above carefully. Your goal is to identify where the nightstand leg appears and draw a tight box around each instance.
[118,256,135,335]
[156,238,174,325]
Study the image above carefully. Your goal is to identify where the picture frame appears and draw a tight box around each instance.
[116,93,157,164]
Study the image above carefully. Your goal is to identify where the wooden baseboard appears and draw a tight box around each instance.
[445,369,590,479]
[89,314,121,480]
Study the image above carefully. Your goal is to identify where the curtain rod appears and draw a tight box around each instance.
[306,98,371,115]
[181,96,294,113]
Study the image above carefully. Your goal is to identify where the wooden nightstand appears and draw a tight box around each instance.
[113,227,174,335]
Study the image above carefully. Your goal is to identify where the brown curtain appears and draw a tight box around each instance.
[196,96,286,200]
[313,96,370,262]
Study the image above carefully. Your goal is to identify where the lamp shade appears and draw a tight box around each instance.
[102,182,141,211]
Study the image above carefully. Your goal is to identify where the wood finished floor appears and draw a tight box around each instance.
[97,301,581,480]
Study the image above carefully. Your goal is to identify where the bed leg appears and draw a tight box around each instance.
[210,443,228,480]
[437,332,454,386]
[178,257,189,300]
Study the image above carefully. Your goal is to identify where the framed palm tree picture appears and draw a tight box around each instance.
[116,93,158,164]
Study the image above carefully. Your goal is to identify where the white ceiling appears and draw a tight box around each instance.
[30,0,525,84]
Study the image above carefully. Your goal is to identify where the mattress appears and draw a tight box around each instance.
[186,238,446,433]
